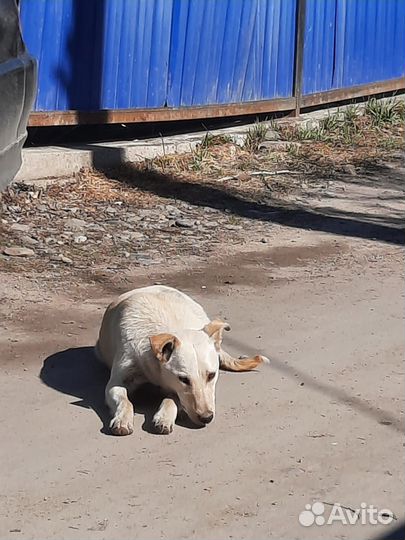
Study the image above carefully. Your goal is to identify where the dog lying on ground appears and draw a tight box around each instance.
[95,285,268,435]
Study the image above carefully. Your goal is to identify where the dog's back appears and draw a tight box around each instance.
[96,286,210,368]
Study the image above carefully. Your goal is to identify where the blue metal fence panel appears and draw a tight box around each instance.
[19,0,173,111]
[101,0,173,109]
[303,0,405,95]
[20,0,296,112]
[167,0,297,107]
[19,0,405,114]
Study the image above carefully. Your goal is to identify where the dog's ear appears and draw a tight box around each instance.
[149,333,180,363]
[203,320,231,350]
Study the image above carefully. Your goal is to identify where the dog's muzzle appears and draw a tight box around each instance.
[197,412,214,424]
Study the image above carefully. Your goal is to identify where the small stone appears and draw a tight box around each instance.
[204,222,218,228]
[175,218,194,228]
[342,164,357,176]
[138,209,154,218]
[135,256,155,266]
[165,204,181,215]
[20,235,38,246]
[58,254,73,264]
[3,246,35,257]
[237,172,251,182]
[74,235,87,244]
[128,232,144,241]
[260,238,268,243]
[263,128,281,141]
[7,205,21,213]
[65,218,87,230]
[230,134,246,146]
[10,223,30,233]
[258,140,292,151]
[117,233,131,241]
[86,223,105,232]
[126,215,143,223]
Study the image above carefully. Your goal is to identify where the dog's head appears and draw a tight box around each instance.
[149,320,230,426]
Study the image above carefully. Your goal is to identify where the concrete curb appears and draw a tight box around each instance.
[15,123,278,184]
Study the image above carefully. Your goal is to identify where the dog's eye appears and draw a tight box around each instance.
[178,375,191,385]
[207,372,216,382]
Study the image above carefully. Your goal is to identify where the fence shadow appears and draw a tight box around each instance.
[371,521,405,540]
[75,145,404,246]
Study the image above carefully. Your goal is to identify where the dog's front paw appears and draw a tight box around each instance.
[110,413,134,436]
[152,415,174,435]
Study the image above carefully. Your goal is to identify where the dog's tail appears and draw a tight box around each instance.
[219,349,270,372]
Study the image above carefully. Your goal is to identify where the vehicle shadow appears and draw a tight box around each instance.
[371,521,405,540]
[40,347,202,435]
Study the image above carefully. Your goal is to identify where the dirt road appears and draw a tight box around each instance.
[1,111,404,539]
[0,227,403,540]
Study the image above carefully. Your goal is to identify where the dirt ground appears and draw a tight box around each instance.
[0,109,404,539]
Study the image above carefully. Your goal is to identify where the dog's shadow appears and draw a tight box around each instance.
[40,347,201,435]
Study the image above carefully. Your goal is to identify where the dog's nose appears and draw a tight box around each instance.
[198,412,214,424]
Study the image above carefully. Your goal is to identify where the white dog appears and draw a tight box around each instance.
[96,285,268,435]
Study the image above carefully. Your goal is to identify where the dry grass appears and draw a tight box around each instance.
[244,123,269,152]
[127,100,404,202]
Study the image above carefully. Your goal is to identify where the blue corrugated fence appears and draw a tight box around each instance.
[303,0,405,95]
[19,0,405,118]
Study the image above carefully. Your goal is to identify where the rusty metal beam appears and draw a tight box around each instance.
[28,97,297,127]
[28,78,405,127]
[301,77,405,108]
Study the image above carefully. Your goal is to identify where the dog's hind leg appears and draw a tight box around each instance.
[219,349,269,372]
[152,398,178,435]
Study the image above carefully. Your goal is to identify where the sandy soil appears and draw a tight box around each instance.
[0,226,404,540]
